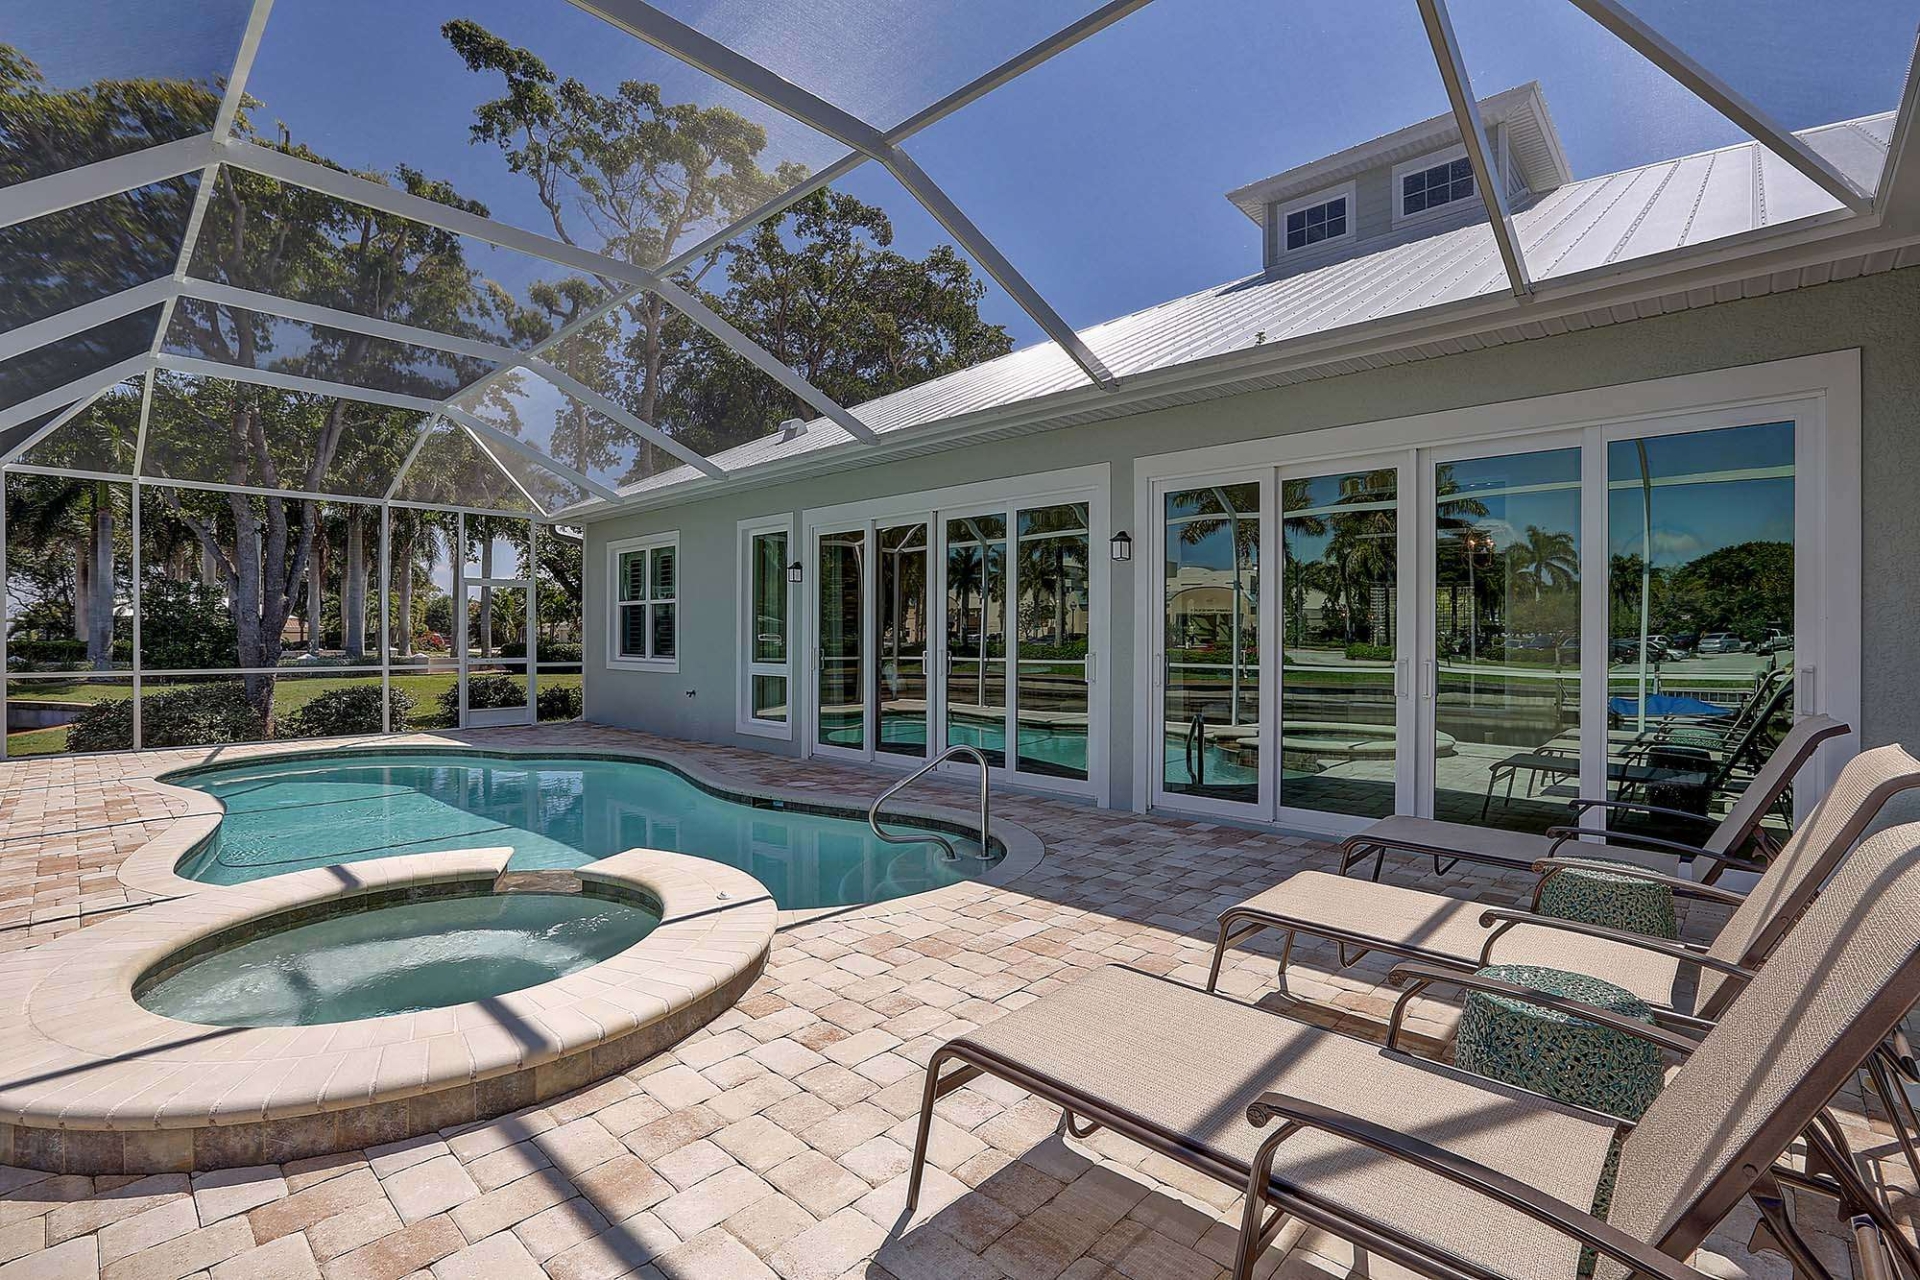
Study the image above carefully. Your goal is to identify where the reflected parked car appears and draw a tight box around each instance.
[1695,633,1748,655]
[1758,630,1794,654]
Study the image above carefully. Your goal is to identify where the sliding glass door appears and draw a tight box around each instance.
[1160,481,1265,812]
[815,528,865,757]
[1426,446,1582,833]
[806,489,1101,794]
[1279,463,1403,822]
[876,523,931,759]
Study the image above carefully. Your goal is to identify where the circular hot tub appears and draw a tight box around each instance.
[0,848,776,1174]
[136,888,662,1028]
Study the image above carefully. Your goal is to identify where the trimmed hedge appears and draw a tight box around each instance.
[68,681,264,752]
[538,683,583,721]
[281,685,416,738]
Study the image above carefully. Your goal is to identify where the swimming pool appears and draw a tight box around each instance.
[168,752,998,910]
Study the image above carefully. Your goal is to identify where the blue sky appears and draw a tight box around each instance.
[17,0,1919,350]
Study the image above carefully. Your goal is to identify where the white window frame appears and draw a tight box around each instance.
[1130,350,1862,830]
[737,514,795,739]
[1392,144,1476,227]
[606,531,679,673]
[1273,180,1357,258]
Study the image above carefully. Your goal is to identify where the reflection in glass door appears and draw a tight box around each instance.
[1432,449,1582,832]
[876,523,930,758]
[1605,422,1795,839]
[1162,483,1261,805]
[816,529,864,752]
[1015,504,1091,780]
[1280,467,1399,819]
[945,514,1008,767]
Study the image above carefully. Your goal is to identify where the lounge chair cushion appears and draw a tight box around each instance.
[1237,871,1686,1011]
[955,966,1619,1280]
[1350,815,1683,877]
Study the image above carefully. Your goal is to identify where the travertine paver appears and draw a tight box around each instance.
[0,723,1901,1280]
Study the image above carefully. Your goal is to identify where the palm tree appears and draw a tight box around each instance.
[1509,525,1578,603]
[4,475,121,669]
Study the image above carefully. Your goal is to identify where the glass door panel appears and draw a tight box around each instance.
[944,514,1007,766]
[1605,422,1795,841]
[462,583,531,726]
[816,529,865,751]
[1281,467,1399,819]
[875,522,930,759]
[1014,503,1091,780]
[1432,450,1582,832]
[1162,483,1261,804]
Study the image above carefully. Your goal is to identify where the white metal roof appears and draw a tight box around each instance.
[609,108,1904,503]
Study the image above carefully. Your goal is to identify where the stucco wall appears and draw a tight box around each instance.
[584,266,1920,812]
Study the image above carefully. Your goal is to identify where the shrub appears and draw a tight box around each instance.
[538,683,583,721]
[8,638,89,667]
[438,673,528,720]
[282,685,416,738]
[1344,642,1395,662]
[497,640,582,662]
[68,680,263,752]
[138,580,238,671]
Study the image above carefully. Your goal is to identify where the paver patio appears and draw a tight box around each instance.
[0,722,1903,1280]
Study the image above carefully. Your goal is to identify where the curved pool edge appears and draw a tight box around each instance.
[119,735,1047,923]
[0,847,776,1174]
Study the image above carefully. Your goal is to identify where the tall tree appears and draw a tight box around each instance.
[445,20,804,476]
[664,189,1013,457]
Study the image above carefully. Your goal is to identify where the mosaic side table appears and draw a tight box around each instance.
[1454,963,1665,1121]
[1535,858,1679,940]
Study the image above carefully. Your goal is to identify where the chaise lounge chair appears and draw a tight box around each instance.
[1338,712,1845,884]
[1203,741,1920,1023]
[1478,677,1796,820]
[907,818,1920,1280]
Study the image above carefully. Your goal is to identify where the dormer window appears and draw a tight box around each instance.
[1394,147,1476,224]
[1273,181,1356,258]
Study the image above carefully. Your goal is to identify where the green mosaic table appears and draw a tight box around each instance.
[1535,857,1678,940]
[1454,964,1665,1121]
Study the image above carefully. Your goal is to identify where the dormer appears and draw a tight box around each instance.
[1226,82,1572,276]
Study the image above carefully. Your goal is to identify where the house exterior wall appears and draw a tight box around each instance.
[584,266,1920,814]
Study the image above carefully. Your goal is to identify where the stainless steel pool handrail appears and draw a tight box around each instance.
[868,745,992,862]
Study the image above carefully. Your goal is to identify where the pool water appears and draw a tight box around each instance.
[136,892,658,1027]
[171,752,995,910]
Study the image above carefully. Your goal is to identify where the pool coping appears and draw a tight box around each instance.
[115,733,1046,928]
[0,847,776,1173]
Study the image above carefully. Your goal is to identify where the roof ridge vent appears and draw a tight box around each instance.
[778,417,809,442]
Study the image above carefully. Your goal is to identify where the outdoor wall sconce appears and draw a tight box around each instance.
[787,560,803,584]
[1110,531,1133,562]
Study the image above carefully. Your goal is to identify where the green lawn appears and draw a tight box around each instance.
[6,670,582,757]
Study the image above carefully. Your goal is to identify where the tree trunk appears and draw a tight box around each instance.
[478,539,494,658]
[397,529,415,658]
[88,489,114,670]
[306,530,324,655]
[344,512,367,660]
[73,546,90,643]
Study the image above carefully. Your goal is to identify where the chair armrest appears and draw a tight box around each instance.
[1543,832,1766,882]
[1566,797,1718,829]
[1384,962,1700,1059]
[1240,1095,1704,1280]
[1529,856,1748,908]
[1544,825,1717,863]
[1476,908,1756,984]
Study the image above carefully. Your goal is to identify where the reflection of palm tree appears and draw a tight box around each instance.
[1509,525,1577,602]
[1016,505,1088,647]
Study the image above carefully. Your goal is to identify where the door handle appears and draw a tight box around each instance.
[1421,659,1436,700]
[1395,657,1411,699]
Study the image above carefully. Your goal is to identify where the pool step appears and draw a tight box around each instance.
[493,870,583,895]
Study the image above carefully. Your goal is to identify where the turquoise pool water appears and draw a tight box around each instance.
[171,752,996,910]
[137,892,658,1026]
